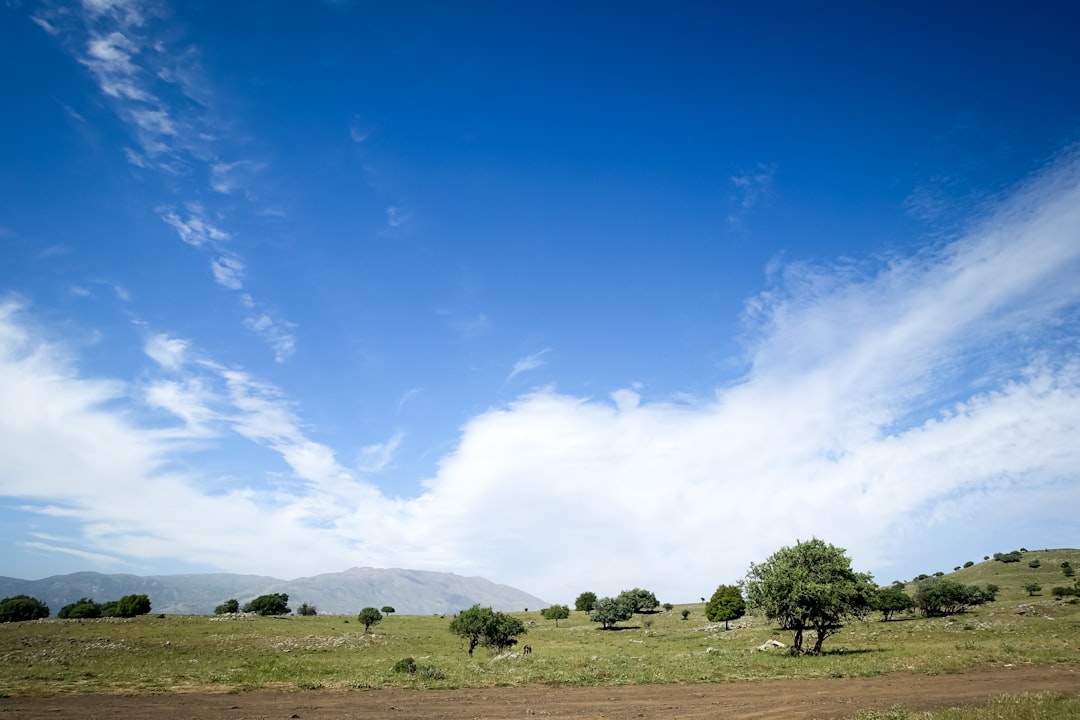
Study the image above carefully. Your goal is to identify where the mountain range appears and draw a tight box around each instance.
[0,567,548,616]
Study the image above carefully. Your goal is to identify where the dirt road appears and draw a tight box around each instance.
[1,665,1077,719]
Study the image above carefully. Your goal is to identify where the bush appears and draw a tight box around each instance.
[0,595,50,622]
[58,597,102,619]
[914,578,993,616]
[115,594,151,618]
[1029,559,1041,569]
[1051,586,1079,598]
[963,561,975,568]
[1025,583,1042,596]
[1064,566,1076,578]
[296,602,317,616]
[662,602,674,612]
[681,609,690,620]
[242,593,290,616]
[994,551,1022,563]
[215,599,240,614]
[391,657,417,674]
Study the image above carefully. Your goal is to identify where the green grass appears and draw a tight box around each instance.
[850,693,1080,720]
[1,549,1078,696]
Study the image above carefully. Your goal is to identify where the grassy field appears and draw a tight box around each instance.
[1,549,1077,697]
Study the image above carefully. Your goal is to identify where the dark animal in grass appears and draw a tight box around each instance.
[522,645,532,655]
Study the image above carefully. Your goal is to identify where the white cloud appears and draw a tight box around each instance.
[507,348,551,382]
[144,333,188,371]
[242,312,297,363]
[161,207,230,247]
[210,255,245,290]
[1,153,1079,599]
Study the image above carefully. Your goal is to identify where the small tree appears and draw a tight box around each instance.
[0,595,50,622]
[871,585,914,621]
[542,604,570,627]
[1064,566,1076,579]
[963,561,975,568]
[662,602,674,611]
[381,606,396,614]
[590,596,634,629]
[744,538,875,655]
[215,599,240,615]
[448,605,525,655]
[617,588,659,614]
[115,594,151,618]
[296,602,318,616]
[680,609,690,620]
[914,578,992,616]
[58,597,102,619]
[574,591,597,612]
[358,607,383,633]
[1024,583,1042,596]
[705,584,746,630]
[242,593,290,616]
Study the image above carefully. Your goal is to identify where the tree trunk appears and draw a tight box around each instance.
[789,626,804,655]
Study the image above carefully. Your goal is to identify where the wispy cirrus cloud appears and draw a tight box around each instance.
[34,0,296,361]
[727,162,776,230]
[507,348,551,382]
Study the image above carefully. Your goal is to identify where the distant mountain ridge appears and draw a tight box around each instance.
[0,568,548,616]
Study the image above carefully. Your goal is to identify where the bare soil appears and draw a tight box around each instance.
[1,665,1077,719]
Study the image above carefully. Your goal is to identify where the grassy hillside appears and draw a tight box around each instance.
[1,550,1078,696]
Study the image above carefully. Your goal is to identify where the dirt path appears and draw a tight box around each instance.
[1,665,1077,719]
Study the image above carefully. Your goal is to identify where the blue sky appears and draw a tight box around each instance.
[2,0,1079,605]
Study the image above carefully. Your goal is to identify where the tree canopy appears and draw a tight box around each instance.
[871,585,914,621]
[448,605,527,655]
[242,593,290,616]
[357,607,383,632]
[541,604,570,626]
[704,584,745,629]
[913,578,994,616]
[617,588,659,614]
[115,594,151,618]
[0,595,50,623]
[574,591,597,612]
[590,595,634,629]
[215,599,240,614]
[744,538,875,655]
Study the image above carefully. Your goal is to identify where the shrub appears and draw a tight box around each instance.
[391,657,417,674]
[1029,559,1041,569]
[58,597,102,619]
[681,609,690,620]
[662,602,674,611]
[115,594,151,618]
[296,602,317,616]
[914,578,993,616]
[994,551,1022,563]
[963,561,975,568]
[0,595,50,622]
[215,599,240,614]
[243,593,290,616]
[1025,583,1042,596]
[1064,566,1076,578]
[1051,586,1079,598]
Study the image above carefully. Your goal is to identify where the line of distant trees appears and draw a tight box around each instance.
[0,593,152,622]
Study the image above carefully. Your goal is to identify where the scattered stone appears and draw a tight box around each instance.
[755,639,786,652]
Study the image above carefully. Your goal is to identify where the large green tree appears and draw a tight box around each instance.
[704,584,745,630]
[448,605,527,655]
[0,595,50,622]
[215,599,240,615]
[744,538,875,655]
[590,595,634,629]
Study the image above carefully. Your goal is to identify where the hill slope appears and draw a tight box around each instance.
[0,567,548,616]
